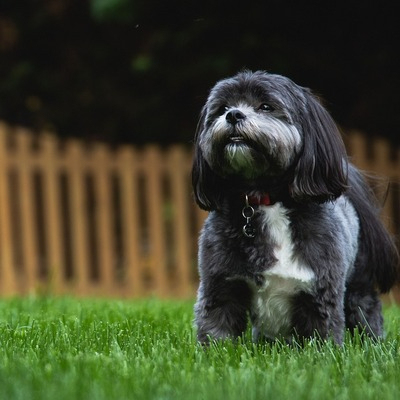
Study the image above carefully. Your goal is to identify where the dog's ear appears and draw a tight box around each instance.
[290,90,348,202]
[192,108,224,211]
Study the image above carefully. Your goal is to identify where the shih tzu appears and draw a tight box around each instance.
[192,70,399,344]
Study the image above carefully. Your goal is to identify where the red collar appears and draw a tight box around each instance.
[247,193,273,206]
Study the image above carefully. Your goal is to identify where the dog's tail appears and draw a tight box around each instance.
[347,164,400,293]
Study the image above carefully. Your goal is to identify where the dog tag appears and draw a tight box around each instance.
[243,223,256,238]
[242,196,256,238]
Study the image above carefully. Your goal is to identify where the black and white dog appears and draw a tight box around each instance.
[192,70,399,344]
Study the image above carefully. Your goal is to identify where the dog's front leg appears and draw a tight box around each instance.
[290,287,346,344]
[194,277,252,343]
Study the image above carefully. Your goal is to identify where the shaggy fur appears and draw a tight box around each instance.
[192,70,399,344]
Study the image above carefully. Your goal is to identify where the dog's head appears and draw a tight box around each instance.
[192,70,348,210]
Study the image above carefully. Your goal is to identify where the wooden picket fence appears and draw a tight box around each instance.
[0,122,206,298]
[0,121,399,299]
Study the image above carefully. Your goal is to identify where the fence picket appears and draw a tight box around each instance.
[346,130,369,171]
[116,146,142,296]
[92,143,115,293]
[15,129,39,292]
[66,139,91,294]
[168,146,193,296]
[143,146,169,296]
[0,123,17,294]
[41,133,65,293]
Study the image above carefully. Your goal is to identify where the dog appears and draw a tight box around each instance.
[192,70,399,344]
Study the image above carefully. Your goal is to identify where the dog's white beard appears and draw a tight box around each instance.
[224,143,264,179]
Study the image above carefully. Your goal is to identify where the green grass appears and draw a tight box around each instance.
[0,297,399,400]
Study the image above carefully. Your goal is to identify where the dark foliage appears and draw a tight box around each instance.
[0,0,399,144]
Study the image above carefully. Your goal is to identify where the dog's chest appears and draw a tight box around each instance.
[250,204,315,339]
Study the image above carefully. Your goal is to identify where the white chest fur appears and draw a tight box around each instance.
[251,203,315,340]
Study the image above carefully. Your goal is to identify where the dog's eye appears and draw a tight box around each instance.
[218,105,229,115]
[258,103,274,112]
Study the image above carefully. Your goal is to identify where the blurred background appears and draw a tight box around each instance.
[0,0,399,298]
[1,0,399,145]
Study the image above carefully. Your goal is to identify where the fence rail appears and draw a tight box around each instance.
[0,122,399,299]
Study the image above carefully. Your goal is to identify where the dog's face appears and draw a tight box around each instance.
[198,72,303,180]
[192,71,348,210]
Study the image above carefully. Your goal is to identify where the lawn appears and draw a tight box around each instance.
[0,297,399,400]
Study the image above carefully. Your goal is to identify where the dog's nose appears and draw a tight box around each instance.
[226,109,246,125]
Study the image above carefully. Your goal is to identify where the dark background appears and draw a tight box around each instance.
[0,0,399,145]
